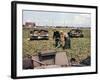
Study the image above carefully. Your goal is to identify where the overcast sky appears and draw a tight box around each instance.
[23,10,91,27]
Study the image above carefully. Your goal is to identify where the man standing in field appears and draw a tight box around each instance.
[53,30,61,48]
[60,31,66,47]
[63,33,71,49]
[60,31,71,49]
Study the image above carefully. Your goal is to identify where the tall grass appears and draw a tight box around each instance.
[23,27,91,61]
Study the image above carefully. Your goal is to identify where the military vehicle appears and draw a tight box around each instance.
[68,29,84,38]
[30,29,49,40]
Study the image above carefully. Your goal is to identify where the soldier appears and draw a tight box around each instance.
[60,31,66,47]
[53,30,61,48]
[63,33,71,49]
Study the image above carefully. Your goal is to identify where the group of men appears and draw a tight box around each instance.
[53,30,71,49]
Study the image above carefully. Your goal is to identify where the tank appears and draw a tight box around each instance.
[68,29,84,38]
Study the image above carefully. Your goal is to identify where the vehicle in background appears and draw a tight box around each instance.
[68,29,84,38]
[30,29,49,40]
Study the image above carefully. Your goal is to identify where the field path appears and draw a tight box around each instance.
[55,52,69,66]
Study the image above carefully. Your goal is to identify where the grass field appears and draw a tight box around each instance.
[23,27,91,62]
